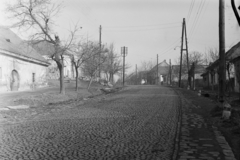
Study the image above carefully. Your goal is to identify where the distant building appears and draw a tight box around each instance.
[0,26,49,92]
[149,60,170,85]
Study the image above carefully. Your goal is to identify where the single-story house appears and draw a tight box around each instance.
[201,46,238,92]
[172,64,207,88]
[0,26,49,92]
[148,60,170,85]
[225,41,240,92]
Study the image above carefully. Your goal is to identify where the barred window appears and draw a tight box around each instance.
[32,73,35,83]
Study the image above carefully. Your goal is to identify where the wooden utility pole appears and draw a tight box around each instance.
[184,19,189,72]
[157,54,159,85]
[219,0,226,102]
[179,19,185,88]
[99,25,102,79]
[178,18,189,88]
[184,18,190,88]
[136,64,138,85]
[169,59,172,85]
[121,46,128,86]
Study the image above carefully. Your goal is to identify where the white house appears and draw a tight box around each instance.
[0,26,49,92]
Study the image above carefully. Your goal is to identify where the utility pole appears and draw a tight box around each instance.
[121,46,128,86]
[136,64,138,85]
[178,18,189,88]
[157,54,159,85]
[184,18,190,89]
[219,0,226,102]
[169,59,172,85]
[192,62,195,90]
[179,19,185,88]
[184,19,189,72]
[99,25,102,79]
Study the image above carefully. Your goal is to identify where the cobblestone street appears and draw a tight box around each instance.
[0,85,180,160]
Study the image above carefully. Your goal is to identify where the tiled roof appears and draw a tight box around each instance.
[0,26,48,64]
[150,60,170,75]
[31,41,72,57]
[31,41,55,57]
[206,42,240,70]
[226,41,240,61]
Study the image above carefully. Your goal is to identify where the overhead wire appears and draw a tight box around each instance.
[189,0,208,40]
[187,0,195,21]
[159,38,181,56]
[189,0,205,39]
[103,21,182,32]
[104,25,182,32]
[189,0,203,37]
[104,22,181,29]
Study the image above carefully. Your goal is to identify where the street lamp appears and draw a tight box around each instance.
[174,46,181,50]
[121,46,128,86]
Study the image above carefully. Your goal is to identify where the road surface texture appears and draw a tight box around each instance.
[0,85,237,160]
[0,85,180,160]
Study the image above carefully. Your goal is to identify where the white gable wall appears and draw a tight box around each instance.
[0,54,47,92]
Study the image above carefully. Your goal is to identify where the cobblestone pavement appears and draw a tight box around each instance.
[0,85,180,160]
[175,90,237,160]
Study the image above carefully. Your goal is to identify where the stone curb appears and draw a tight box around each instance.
[172,88,182,160]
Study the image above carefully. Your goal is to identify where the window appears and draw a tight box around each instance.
[32,73,35,83]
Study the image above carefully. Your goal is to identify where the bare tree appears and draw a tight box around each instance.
[204,48,219,65]
[81,43,108,90]
[70,41,99,91]
[181,51,204,73]
[138,60,153,83]
[6,0,79,94]
[101,43,123,84]
[140,60,154,72]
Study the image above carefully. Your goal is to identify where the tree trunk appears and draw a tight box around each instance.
[87,76,93,90]
[110,73,114,84]
[58,63,65,94]
[75,66,79,92]
[105,72,109,82]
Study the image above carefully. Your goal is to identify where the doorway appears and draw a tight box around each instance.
[11,70,20,91]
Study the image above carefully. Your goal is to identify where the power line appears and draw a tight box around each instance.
[159,38,181,53]
[104,25,181,32]
[189,0,206,38]
[191,0,206,37]
[189,0,203,36]
[187,0,195,21]
[189,0,208,39]
[104,22,181,29]
[159,39,181,56]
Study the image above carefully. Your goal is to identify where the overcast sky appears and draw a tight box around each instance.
[1,0,240,73]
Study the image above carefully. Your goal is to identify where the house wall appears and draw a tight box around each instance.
[0,54,47,92]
